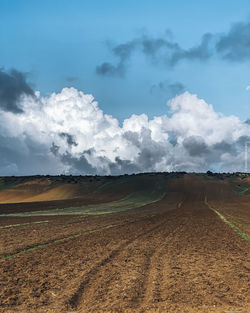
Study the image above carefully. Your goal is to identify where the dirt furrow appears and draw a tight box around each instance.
[137,216,189,312]
[67,220,167,311]
[68,194,249,313]
[73,209,187,312]
[159,200,249,312]
[138,245,165,311]
[1,174,249,313]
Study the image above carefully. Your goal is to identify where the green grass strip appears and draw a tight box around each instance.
[234,186,250,196]
[205,197,250,243]
[0,191,166,218]
[0,220,49,229]
[1,224,117,261]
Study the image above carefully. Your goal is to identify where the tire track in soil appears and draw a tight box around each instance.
[1,213,158,260]
[68,209,185,312]
[71,192,249,313]
[138,211,198,312]
[138,223,186,312]
[1,224,118,260]
[138,245,166,311]
[161,198,249,312]
[67,219,168,311]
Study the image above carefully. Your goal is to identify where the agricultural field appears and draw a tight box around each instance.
[0,173,249,313]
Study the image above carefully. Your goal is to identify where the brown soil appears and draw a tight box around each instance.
[0,175,132,210]
[0,175,249,313]
[205,177,250,237]
[0,189,130,215]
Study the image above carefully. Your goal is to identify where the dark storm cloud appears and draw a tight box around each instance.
[96,62,124,77]
[59,132,78,146]
[96,33,213,77]
[212,141,234,154]
[182,136,250,171]
[142,33,213,66]
[108,145,166,175]
[183,136,240,161]
[49,144,97,174]
[216,20,250,61]
[123,131,141,148]
[56,128,171,175]
[96,40,138,77]
[108,157,139,175]
[121,128,169,172]
[0,68,34,113]
[0,135,60,176]
[183,136,209,157]
[235,135,250,146]
[54,148,109,175]
[137,145,166,169]
[96,17,250,77]
[50,142,60,156]
[60,151,97,174]
[108,145,167,175]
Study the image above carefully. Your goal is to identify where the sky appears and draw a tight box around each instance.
[0,0,250,175]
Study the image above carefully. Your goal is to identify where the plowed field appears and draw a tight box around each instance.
[0,174,249,312]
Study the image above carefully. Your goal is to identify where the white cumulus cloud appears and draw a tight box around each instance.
[0,87,249,175]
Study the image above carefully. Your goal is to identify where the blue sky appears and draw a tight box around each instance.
[1,0,250,175]
[1,0,250,120]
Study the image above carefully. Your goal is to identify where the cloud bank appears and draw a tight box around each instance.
[0,82,249,175]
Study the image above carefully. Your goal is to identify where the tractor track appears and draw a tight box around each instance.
[67,218,170,310]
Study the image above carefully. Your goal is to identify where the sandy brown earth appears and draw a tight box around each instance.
[0,175,249,313]
[0,190,131,215]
